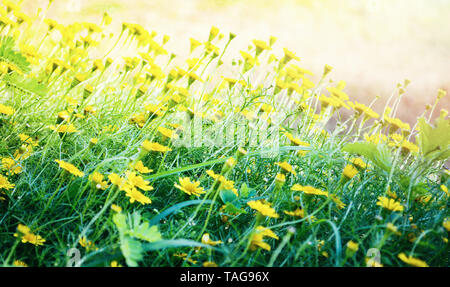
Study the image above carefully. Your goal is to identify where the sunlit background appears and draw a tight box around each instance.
[22,0,450,124]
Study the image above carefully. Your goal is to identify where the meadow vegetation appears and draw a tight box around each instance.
[0,0,449,267]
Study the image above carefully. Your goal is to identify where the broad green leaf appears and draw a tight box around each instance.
[342,142,392,172]
[0,36,30,73]
[219,189,238,204]
[417,113,450,161]
[120,236,143,267]
[372,144,392,172]
[223,202,247,214]
[112,212,127,234]
[127,212,162,242]
[130,223,162,242]
[240,183,250,198]
[3,73,47,97]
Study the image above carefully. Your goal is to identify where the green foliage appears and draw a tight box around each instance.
[3,73,47,97]
[120,236,144,267]
[342,142,392,172]
[219,189,238,204]
[113,211,162,266]
[417,112,450,161]
[0,36,30,73]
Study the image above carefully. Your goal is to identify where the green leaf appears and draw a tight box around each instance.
[372,144,393,172]
[120,236,143,267]
[113,211,162,266]
[127,211,162,242]
[112,212,127,234]
[342,142,376,158]
[342,142,392,172]
[130,223,162,242]
[3,73,47,97]
[223,202,246,214]
[0,36,30,73]
[417,113,450,161]
[219,189,238,204]
[240,183,250,198]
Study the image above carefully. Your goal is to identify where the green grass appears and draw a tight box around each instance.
[0,1,449,268]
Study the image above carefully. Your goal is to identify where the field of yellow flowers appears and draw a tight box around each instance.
[0,0,449,267]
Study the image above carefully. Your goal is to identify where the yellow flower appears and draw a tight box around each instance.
[49,124,78,133]
[343,164,358,179]
[90,138,98,145]
[319,94,349,110]
[157,126,179,139]
[14,224,46,246]
[323,64,333,77]
[203,261,218,267]
[13,144,33,161]
[110,261,123,267]
[386,222,401,236]
[225,157,236,168]
[365,257,383,267]
[130,112,147,128]
[443,218,450,232]
[124,186,152,205]
[55,160,84,177]
[108,173,124,187]
[291,184,328,197]
[201,233,223,246]
[79,236,96,251]
[205,170,238,194]
[189,37,202,53]
[174,177,205,196]
[124,171,153,191]
[364,133,387,144]
[141,140,172,153]
[350,158,367,170]
[440,185,448,196]
[348,101,379,119]
[13,260,28,267]
[208,26,219,42]
[173,252,197,264]
[144,104,165,117]
[18,134,39,146]
[83,105,96,115]
[386,187,398,199]
[376,196,404,212]
[247,200,279,218]
[252,39,271,55]
[0,103,15,115]
[330,194,346,209]
[276,161,296,175]
[282,48,300,64]
[284,208,305,218]
[111,204,122,213]
[131,160,153,174]
[275,173,286,184]
[346,240,359,252]
[89,171,109,190]
[398,253,428,267]
[1,157,22,175]
[384,116,410,132]
[250,226,278,251]
[284,132,310,147]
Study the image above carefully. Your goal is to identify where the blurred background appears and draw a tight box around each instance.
[22,0,450,124]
